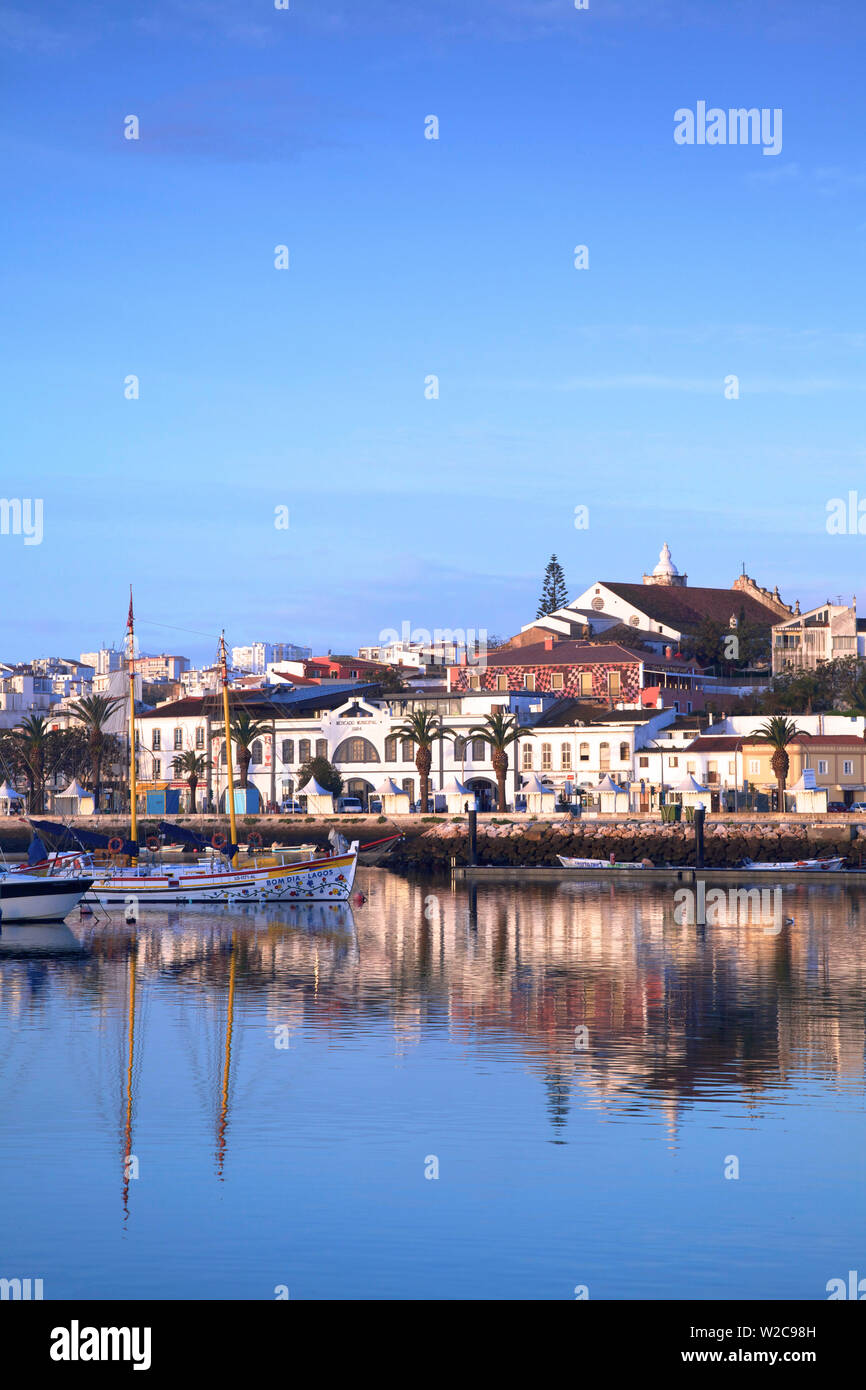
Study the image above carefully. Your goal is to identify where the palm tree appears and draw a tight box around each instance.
[228,712,271,789]
[755,715,802,809]
[466,709,534,812]
[171,750,210,812]
[16,713,50,812]
[66,694,124,812]
[391,709,457,812]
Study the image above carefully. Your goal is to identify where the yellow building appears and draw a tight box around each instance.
[742,734,866,805]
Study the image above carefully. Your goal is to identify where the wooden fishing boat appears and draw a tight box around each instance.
[28,597,358,905]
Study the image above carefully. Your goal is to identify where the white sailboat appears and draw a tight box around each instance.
[36,598,358,906]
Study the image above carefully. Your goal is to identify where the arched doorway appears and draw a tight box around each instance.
[466,777,497,812]
[345,777,378,810]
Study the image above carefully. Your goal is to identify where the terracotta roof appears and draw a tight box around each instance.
[475,640,642,667]
[742,733,866,746]
[599,582,782,630]
[686,735,744,752]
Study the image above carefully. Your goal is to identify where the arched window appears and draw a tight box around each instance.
[251,740,262,765]
[401,778,414,798]
[472,738,485,761]
[453,736,466,762]
[599,741,610,769]
[401,738,414,762]
[541,743,552,770]
[281,738,294,765]
[579,742,590,762]
[619,742,630,761]
[332,737,381,764]
[384,735,398,762]
[298,738,311,764]
[316,739,328,759]
[561,743,572,770]
[522,744,533,770]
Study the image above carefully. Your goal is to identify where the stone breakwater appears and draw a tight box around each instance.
[390,818,866,871]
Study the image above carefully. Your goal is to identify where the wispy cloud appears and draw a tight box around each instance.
[0,6,72,54]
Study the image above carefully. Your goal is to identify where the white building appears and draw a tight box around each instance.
[231,641,312,674]
[132,685,687,813]
[80,647,124,676]
[772,600,866,675]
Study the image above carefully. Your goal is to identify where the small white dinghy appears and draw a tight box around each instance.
[742,856,845,872]
[557,856,649,870]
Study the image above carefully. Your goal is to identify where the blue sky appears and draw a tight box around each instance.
[2,0,865,664]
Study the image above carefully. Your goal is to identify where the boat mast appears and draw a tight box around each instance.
[127,588,138,856]
[219,632,238,866]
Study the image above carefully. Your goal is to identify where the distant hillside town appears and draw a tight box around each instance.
[3,544,866,818]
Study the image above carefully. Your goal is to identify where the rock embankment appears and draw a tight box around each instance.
[390,818,866,870]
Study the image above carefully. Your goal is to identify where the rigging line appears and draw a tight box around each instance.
[135,618,223,641]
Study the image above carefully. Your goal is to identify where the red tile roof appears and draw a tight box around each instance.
[469,639,699,671]
[600,582,783,630]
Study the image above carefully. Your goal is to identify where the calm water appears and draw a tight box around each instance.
[1,868,864,1301]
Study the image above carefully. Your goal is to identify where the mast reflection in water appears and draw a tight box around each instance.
[0,871,864,1300]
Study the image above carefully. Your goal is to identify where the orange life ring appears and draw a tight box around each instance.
[212,832,227,849]
[247,831,262,847]
[146,836,160,851]
[108,836,123,853]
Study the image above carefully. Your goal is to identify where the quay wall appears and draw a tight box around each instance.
[4,812,866,870]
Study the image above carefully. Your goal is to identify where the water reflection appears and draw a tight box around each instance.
[0,870,864,1298]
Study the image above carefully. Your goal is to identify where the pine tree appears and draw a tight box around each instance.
[537,555,568,617]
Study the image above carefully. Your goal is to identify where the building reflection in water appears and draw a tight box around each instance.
[1,875,865,1159]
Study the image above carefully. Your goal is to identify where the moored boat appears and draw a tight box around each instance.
[24,601,359,906]
[0,871,94,923]
[557,855,649,869]
[741,856,845,872]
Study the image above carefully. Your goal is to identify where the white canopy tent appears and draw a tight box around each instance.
[673,773,709,809]
[300,776,335,815]
[377,777,411,816]
[53,778,95,816]
[0,780,24,815]
[594,773,629,814]
[522,773,557,814]
[786,768,828,814]
[441,774,477,814]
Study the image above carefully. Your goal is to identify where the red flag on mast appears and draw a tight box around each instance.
[127,588,134,633]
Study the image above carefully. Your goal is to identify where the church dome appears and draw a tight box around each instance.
[642,542,687,587]
[652,542,678,578]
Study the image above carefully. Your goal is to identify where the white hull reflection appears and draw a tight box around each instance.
[0,923,86,955]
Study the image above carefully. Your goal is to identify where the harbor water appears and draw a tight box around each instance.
[1,868,864,1300]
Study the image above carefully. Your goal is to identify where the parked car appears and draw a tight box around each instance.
[281,799,305,814]
[827,802,847,813]
[368,797,382,814]
[336,796,364,813]
[849,802,866,812]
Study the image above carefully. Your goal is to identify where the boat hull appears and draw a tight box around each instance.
[742,857,845,871]
[0,875,95,923]
[557,856,648,869]
[87,852,358,905]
